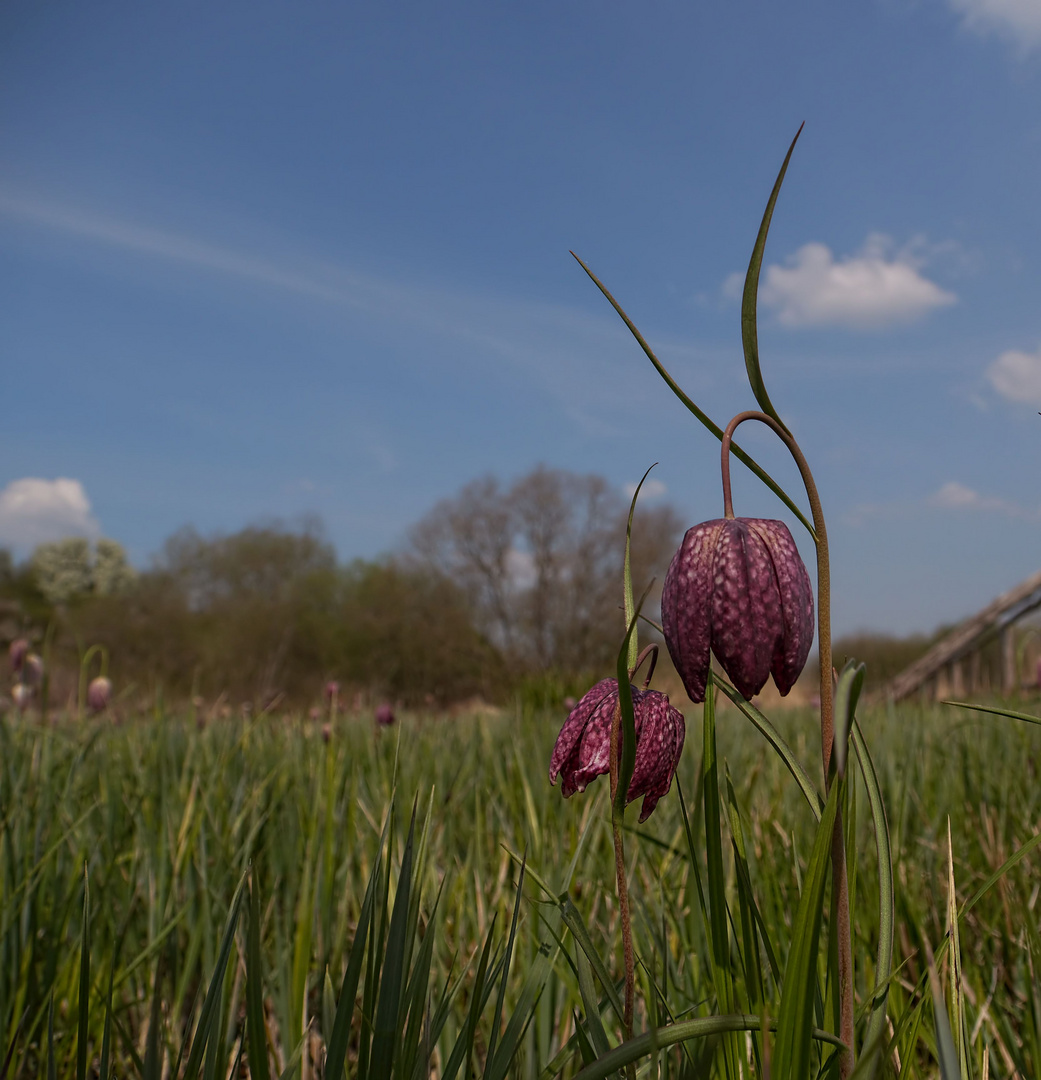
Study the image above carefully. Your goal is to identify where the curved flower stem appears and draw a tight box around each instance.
[721,410,853,1078]
[609,703,637,1080]
[630,642,659,688]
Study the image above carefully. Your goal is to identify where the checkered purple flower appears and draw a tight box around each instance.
[549,678,685,822]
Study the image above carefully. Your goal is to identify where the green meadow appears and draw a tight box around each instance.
[3,693,1039,1078]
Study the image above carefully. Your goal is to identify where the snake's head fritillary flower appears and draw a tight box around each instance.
[87,676,112,713]
[325,680,340,702]
[375,702,395,726]
[11,683,32,710]
[662,517,813,704]
[549,678,685,822]
[9,639,29,673]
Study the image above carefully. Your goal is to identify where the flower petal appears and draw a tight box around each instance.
[747,519,814,695]
[710,520,781,700]
[662,520,726,704]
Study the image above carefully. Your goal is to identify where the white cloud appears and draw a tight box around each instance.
[949,0,1041,50]
[0,478,101,550]
[624,478,668,500]
[929,481,1027,516]
[755,234,957,329]
[986,347,1041,405]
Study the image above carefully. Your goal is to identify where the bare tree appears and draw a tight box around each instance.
[410,466,684,673]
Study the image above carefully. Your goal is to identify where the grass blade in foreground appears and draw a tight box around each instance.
[324,810,390,1079]
[701,682,742,1080]
[368,802,418,1078]
[76,866,90,1080]
[851,723,894,1058]
[183,872,248,1080]
[772,779,841,1080]
[246,870,272,1080]
[571,1015,846,1080]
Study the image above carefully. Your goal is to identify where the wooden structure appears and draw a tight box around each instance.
[885,569,1041,702]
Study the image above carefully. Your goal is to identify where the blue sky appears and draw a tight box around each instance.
[1,0,1040,637]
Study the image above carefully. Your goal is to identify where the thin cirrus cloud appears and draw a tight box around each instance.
[948,0,1041,49]
[0,188,676,432]
[0,478,101,551]
[725,234,957,330]
[623,478,668,500]
[986,347,1041,406]
[928,480,1032,517]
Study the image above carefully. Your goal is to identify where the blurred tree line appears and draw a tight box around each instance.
[0,466,684,711]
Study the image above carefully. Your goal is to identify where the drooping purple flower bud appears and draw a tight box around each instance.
[662,517,813,704]
[87,676,112,713]
[321,721,332,744]
[375,703,395,726]
[325,680,340,703]
[9,639,29,672]
[549,678,685,822]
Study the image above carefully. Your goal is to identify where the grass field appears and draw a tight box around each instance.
[2,692,1041,1078]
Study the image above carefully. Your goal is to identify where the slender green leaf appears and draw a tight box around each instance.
[833,660,865,781]
[927,945,962,1080]
[614,598,645,819]
[76,866,89,1080]
[575,948,613,1060]
[711,673,823,819]
[142,962,164,1080]
[369,803,418,1078]
[571,1014,845,1080]
[851,722,894,1057]
[484,940,560,1080]
[571,251,815,540]
[441,916,497,1080]
[772,779,841,1080]
[557,895,625,1026]
[47,996,56,1080]
[247,870,272,1080]
[623,464,657,669]
[484,856,526,1074]
[943,699,1041,725]
[182,872,247,1080]
[325,810,390,1079]
[740,124,804,428]
[702,683,741,1080]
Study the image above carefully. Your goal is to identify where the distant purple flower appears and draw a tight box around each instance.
[87,676,112,713]
[662,517,813,704]
[321,722,332,744]
[22,654,43,686]
[9,639,29,673]
[375,703,395,726]
[549,678,685,822]
[325,680,340,702]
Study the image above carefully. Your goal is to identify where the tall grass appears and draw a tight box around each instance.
[2,697,1040,1076]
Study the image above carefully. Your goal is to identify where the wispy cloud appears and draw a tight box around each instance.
[948,0,1041,51]
[624,478,668,500]
[986,347,1041,406]
[726,233,956,330]
[929,480,1033,517]
[0,478,101,550]
[845,480,1038,526]
[0,188,693,433]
